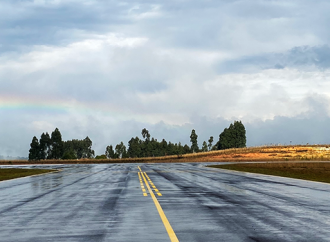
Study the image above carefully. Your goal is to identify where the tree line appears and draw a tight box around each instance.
[99,120,246,159]
[29,121,246,160]
[101,128,192,159]
[28,128,95,160]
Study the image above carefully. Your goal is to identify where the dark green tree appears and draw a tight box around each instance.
[233,120,246,148]
[212,141,219,150]
[39,132,51,160]
[115,142,126,158]
[190,129,199,153]
[141,128,152,157]
[150,138,159,157]
[141,128,150,141]
[177,142,184,156]
[201,141,208,152]
[62,137,94,159]
[107,129,195,158]
[218,121,246,150]
[62,149,77,160]
[49,128,63,159]
[160,139,168,156]
[122,149,128,158]
[29,136,40,161]
[82,136,95,158]
[218,126,233,150]
[105,145,115,159]
[95,154,107,159]
[183,144,191,154]
[208,136,214,151]
[167,141,175,155]
[127,137,142,158]
[63,139,79,158]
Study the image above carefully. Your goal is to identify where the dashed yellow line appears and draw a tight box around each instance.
[143,172,162,196]
[138,172,148,196]
[140,171,179,242]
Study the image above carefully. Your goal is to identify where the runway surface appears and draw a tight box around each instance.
[0,163,330,242]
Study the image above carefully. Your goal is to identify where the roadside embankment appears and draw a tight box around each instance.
[2,145,330,165]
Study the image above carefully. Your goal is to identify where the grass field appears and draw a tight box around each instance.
[2,145,330,165]
[209,162,330,184]
[0,168,55,181]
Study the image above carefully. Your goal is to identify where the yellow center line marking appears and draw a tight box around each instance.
[138,172,148,197]
[143,172,163,196]
[140,172,178,242]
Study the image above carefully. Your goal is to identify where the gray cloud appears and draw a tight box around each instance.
[246,117,330,147]
[1,94,330,157]
[217,45,330,73]
[1,0,330,157]
[246,94,330,146]
[0,1,132,53]
[1,0,329,54]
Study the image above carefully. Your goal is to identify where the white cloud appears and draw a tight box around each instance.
[31,120,55,132]
[2,0,330,156]
[129,4,163,20]
[2,32,330,125]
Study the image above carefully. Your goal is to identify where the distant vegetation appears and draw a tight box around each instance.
[28,121,246,161]
[103,121,246,159]
[0,155,27,160]
[28,128,94,161]
[217,121,246,150]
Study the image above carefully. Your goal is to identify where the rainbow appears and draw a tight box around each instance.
[0,94,166,124]
[0,95,123,116]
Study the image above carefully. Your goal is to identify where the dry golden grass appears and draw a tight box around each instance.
[2,145,330,164]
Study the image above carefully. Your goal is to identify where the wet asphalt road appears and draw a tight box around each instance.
[0,163,330,242]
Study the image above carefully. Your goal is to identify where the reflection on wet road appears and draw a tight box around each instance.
[0,163,330,241]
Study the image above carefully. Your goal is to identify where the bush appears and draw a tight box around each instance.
[62,150,77,160]
[95,154,107,159]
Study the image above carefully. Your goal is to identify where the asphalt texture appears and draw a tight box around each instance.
[0,163,330,242]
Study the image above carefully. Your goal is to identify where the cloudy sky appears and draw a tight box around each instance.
[1,0,330,157]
